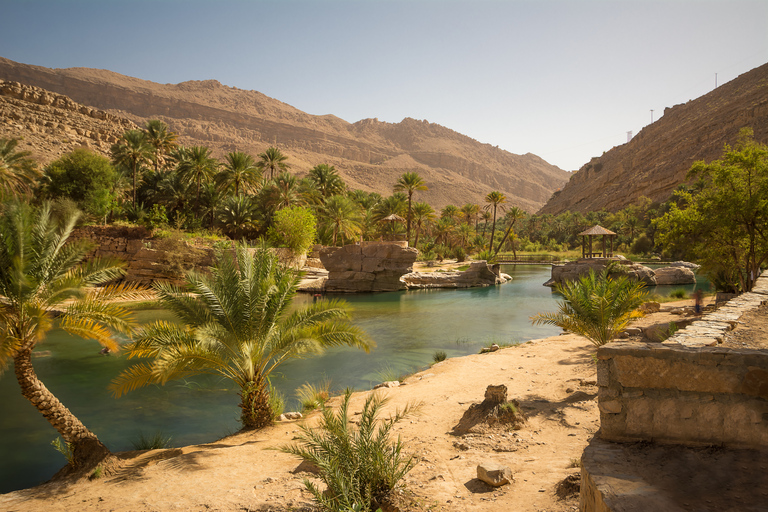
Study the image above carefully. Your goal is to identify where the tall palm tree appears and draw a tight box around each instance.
[322,194,362,246]
[0,202,147,468]
[493,206,526,257]
[484,191,507,250]
[218,194,260,239]
[217,151,261,196]
[309,163,346,199]
[258,146,290,181]
[143,120,178,172]
[393,172,427,244]
[0,138,40,199]
[111,129,153,207]
[265,172,303,211]
[411,201,436,247]
[176,145,218,203]
[531,269,648,348]
[111,243,372,429]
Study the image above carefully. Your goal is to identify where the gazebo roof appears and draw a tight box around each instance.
[382,214,406,222]
[578,224,616,236]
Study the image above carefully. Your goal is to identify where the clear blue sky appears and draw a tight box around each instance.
[2,0,766,171]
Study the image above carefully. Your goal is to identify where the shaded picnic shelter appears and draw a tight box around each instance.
[381,213,406,241]
[579,225,617,258]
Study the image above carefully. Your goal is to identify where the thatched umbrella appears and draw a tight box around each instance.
[381,213,406,241]
[578,225,617,258]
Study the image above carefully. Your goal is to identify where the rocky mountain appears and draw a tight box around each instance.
[539,62,768,215]
[0,57,568,212]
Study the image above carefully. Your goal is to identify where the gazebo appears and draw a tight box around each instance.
[578,225,617,258]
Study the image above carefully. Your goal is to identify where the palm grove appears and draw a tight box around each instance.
[0,123,766,473]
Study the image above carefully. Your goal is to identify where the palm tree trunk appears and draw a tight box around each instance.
[239,379,273,429]
[14,348,110,467]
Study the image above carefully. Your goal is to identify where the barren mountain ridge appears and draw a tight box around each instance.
[0,57,568,212]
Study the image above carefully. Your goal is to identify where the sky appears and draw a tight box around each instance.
[1,0,766,171]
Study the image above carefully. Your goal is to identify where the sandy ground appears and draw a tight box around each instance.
[0,301,704,512]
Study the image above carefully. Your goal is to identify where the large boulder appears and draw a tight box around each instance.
[654,266,696,285]
[402,261,507,289]
[320,242,418,293]
[545,258,656,287]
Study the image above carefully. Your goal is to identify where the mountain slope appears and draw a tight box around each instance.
[0,57,568,212]
[539,62,768,214]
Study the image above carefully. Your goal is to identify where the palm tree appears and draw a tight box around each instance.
[111,129,153,207]
[531,269,648,348]
[218,194,260,239]
[440,204,461,224]
[0,202,147,468]
[393,172,427,244]
[264,172,304,211]
[484,191,507,250]
[461,203,480,231]
[258,146,290,181]
[411,201,435,247]
[176,145,218,203]
[0,138,40,199]
[143,120,178,172]
[111,243,372,429]
[309,164,346,199]
[217,151,261,196]
[493,206,526,258]
[322,194,362,246]
[480,210,492,237]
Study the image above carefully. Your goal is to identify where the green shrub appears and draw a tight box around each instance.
[281,390,417,512]
[296,378,332,412]
[51,437,75,467]
[130,431,173,451]
[669,289,687,299]
[268,381,285,420]
[433,350,447,363]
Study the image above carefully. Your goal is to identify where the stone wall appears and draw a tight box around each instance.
[595,275,768,449]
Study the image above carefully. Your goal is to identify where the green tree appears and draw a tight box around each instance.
[143,119,178,172]
[493,206,526,258]
[531,269,647,348]
[655,129,768,292]
[411,201,436,247]
[218,194,260,239]
[0,202,146,468]
[309,163,346,199]
[176,146,218,203]
[0,138,39,199]
[484,191,507,249]
[41,149,119,222]
[258,146,290,181]
[111,129,153,207]
[321,194,362,246]
[270,205,317,255]
[111,243,372,429]
[217,151,261,196]
[393,172,427,244]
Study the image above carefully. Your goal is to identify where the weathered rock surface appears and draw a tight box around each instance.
[402,261,507,289]
[320,242,418,293]
[540,62,768,214]
[0,56,568,211]
[545,258,657,287]
[653,266,696,285]
[477,463,514,487]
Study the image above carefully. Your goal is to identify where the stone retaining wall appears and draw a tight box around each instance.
[596,275,768,449]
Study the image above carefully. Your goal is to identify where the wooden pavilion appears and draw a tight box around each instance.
[578,225,617,258]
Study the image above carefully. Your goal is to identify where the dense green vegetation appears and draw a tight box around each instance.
[1,124,766,294]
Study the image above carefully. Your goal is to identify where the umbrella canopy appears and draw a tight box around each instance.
[578,225,616,236]
[382,213,406,222]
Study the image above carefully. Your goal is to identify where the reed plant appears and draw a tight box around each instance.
[296,378,332,412]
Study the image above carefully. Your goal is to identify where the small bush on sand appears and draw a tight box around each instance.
[296,378,332,412]
[432,350,447,363]
[281,390,417,512]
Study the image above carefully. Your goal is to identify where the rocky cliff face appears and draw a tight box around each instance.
[319,242,418,292]
[0,80,137,158]
[0,57,568,211]
[539,62,768,214]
